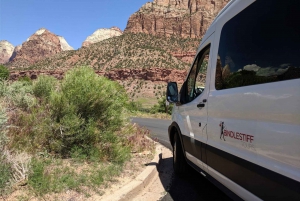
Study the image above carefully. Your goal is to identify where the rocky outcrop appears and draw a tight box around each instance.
[9,68,187,83]
[8,28,73,68]
[125,0,229,38]
[171,51,196,64]
[9,45,22,62]
[58,36,74,51]
[82,27,123,47]
[0,40,14,64]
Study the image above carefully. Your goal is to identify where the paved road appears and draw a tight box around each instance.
[131,117,232,201]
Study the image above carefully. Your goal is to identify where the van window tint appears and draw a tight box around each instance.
[215,0,300,90]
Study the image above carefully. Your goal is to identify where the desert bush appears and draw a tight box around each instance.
[18,76,32,84]
[0,106,11,192]
[10,67,131,162]
[33,75,56,99]
[6,81,35,110]
[0,80,7,97]
[0,158,10,193]
[150,97,173,115]
[0,65,9,80]
[3,151,31,185]
[0,106,8,150]
[128,101,142,112]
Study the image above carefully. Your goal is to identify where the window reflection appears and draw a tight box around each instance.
[215,0,300,90]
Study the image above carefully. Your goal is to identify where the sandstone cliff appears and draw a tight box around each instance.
[82,27,123,47]
[58,36,74,51]
[0,40,14,64]
[9,45,22,62]
[9,68,187,83]
[9,28,73,69]
[125,0,229,38]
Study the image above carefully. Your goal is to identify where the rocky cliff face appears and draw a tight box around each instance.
[125,0,229,38]
[9,68,187,83]
[0,40,14,64]
[9,28,73,69]
[82,27,123,47]
[58,36,74,51]
[9,45,22,62]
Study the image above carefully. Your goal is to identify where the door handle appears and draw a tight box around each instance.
[197,103,205,108]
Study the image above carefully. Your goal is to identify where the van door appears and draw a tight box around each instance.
[206,0,300,200]
[179,36,214,171]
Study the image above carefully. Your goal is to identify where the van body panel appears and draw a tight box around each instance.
[207,79,300,181]
[168,0,300,200]
[207,165,262,201]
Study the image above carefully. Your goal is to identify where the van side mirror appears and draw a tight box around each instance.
[166,82,179,103]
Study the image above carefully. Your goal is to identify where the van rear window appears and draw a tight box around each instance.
[215,0,300,90]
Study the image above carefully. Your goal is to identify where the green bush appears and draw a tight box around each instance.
[0,161,11,191]
[33,75,56,99]
[11,67,130,162]
[18,76,32,84]
[0,80,7,97]
[128,101,142,112]
[0,107,11,192]
[150,97,173,115]
[0,65,9,80]
[6,81,36,110]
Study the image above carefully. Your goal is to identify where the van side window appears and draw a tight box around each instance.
[181,46,210,103]
[215,0,300,90]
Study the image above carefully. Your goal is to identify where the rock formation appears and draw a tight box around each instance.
[125,0,229,38]
[9,68,187,83]
[82,27,123,47]
[171,51,196,64]
[58,36,74,51]
[9,28,73,69]
[9,45,22,62]
[0,40,14,64]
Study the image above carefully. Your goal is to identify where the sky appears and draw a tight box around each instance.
[0,0,149,49]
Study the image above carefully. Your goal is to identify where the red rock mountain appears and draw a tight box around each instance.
[9,28,73,69]
[125,0,229,38]
[0,40,14,64]
[82,27,123,47]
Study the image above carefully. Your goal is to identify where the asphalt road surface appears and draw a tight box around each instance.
[131,117,232,201]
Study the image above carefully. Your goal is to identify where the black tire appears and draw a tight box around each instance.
[173,132,187,175]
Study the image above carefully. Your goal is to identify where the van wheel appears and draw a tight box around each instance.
[173,133,187,175]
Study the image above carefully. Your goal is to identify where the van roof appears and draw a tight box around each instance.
[200,0,236,46]
[211,0,236,26]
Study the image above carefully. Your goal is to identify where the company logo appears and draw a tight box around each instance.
[219,121,226,141]
[219,121,254,143]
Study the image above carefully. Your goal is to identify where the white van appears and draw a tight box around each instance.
[166,0,300,200]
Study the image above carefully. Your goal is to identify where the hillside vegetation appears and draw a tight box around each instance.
[15,33,199,71]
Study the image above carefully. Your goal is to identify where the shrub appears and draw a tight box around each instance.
[6,81,36,110]
[128,101,142,112]
[11,67,130,162]
[150,97,173,115]
[33,75,56,99]
[0,160,10,192]
[0,80,7,97]
[0,65,9,80]
[0,106,11,192]
[18,76,32,84]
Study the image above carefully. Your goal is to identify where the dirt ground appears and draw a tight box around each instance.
[130,146,173,201]
[1,150,155,201]
[1,144,173,201]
